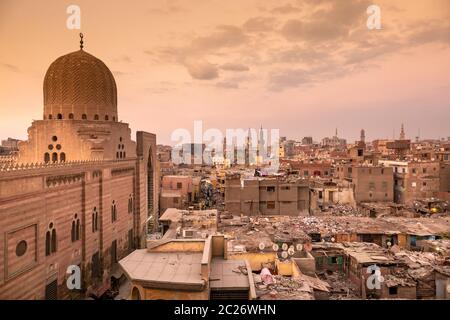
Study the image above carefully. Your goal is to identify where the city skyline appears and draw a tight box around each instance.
[0,1,449,304]
[1,0,449,145]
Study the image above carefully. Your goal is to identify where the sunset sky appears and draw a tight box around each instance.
[0,0,449,145]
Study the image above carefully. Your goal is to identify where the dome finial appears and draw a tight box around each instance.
[79,33,84,50]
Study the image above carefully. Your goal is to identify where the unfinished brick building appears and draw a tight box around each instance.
[335,165,394,204]
[225,174,310,216]
[379,160,440,204]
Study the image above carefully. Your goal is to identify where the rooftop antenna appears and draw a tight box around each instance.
[79,33,84,50]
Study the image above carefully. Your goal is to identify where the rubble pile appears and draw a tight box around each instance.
[328,204,362,216]
[222,216,311,252]
[317,271,360,300]
[384,271,416,288]
[253,273,314,300]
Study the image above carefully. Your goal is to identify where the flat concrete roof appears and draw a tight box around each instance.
[209,258,250,290]
[119,249,205,291]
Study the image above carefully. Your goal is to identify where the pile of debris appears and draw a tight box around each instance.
[317,271,360,300]
[252,267,332,300]
[328,204,362,216]
[383,270,416,288]
[253,269,314,300]
[223,216,311,252]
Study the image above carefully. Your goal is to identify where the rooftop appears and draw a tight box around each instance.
[119,249,205,291]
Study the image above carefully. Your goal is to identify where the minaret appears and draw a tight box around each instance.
[79,33,84,50]
[360,129,365,143]
[335,128,338,137]
[222,137,227,160]
[400,124,405,140]
[245,128,251,166]
[257,125,265,157]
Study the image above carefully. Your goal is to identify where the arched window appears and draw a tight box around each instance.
[51,229,57,253]
[46,223,57,255]
[82,114,87,120]
[131,287,141,300]
[76,219,80,240]
[112,116,116,121]
[94,114,99,120]
[123,152,126,158]
[71,221,76,242]
[111,201,117,222]
[105,115,109,120]
[45,231,51,256]
[44,152,50,163]
[57,113,63,119]
[72,215,81,241]
[52,152,58,162]
[128,195,133,214]
[48,114,53,120]
[69,113,74,119]
[60,152,66,162]
[92,207,98,232]
[116,152,119,159]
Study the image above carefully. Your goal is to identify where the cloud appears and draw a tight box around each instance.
[147,1,186,15]
[220,63,250,72]
[184,59,219,80]
[112,70,129,76]
[1,63,19,72]
[268,68,312,91]
[270,45,329,64]
[319,0,370,27]
[144,81,179,94]
[243,17,276,32]
[408,23,450,46]
[141,0,450,92]
[190,25,247,52]
[113,55,132,63]
[270,4,301,14]
[280,0,370,42]
[281,19,348,42]
[216,81,239,89]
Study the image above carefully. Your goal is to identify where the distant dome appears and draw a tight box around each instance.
[43,49,117,121]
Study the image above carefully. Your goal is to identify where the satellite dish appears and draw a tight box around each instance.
[281,251,288,259]
[387,241,392,247]
[331,237,336,242]
[296,244,303,251]
[258,242,266,251]
[304,243,312,252]
[272,244,279,252]
[288,248,295,256]
[282,243,288,251]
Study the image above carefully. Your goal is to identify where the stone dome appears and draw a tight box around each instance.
[43,49,118,121]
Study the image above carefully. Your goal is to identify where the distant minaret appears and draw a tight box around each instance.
[257,125,265,155]
[335,128,338,137]
[245,128,251,166]
[223,137,227,159]
[400,124,406,140]
[360,129,365,143]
